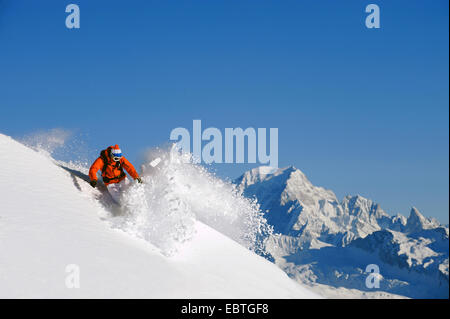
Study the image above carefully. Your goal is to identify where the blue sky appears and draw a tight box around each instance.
[1,0,448,222]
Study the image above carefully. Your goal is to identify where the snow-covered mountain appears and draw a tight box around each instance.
[235,166,449,298]
[0,134,318,298]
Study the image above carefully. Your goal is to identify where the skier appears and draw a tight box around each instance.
[89,144,142,203]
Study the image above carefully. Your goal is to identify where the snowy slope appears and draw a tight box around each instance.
[0,134,319,298]
[235,166,449,298]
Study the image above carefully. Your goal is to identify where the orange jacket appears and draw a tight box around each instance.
[89,147,139,185]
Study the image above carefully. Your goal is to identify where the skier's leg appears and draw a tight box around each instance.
[106,182,122,204]
[106,178,131,205]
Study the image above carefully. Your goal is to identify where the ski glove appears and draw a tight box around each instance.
[136,177,143,184]
[90,180,97,188]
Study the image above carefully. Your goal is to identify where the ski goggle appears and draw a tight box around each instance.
[111,152,122,161]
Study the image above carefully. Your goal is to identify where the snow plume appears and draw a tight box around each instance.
[18,128,90,166]
[112,145,274,256]
[20,128,72,156]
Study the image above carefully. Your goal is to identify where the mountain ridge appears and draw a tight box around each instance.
[235,165,449,298]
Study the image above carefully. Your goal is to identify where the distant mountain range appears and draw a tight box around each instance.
[235,166,449,298]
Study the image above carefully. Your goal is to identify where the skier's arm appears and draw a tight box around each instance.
[89,157,104,181]
[121,157,140,180]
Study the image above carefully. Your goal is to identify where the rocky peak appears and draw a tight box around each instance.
[405,207,439,233]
